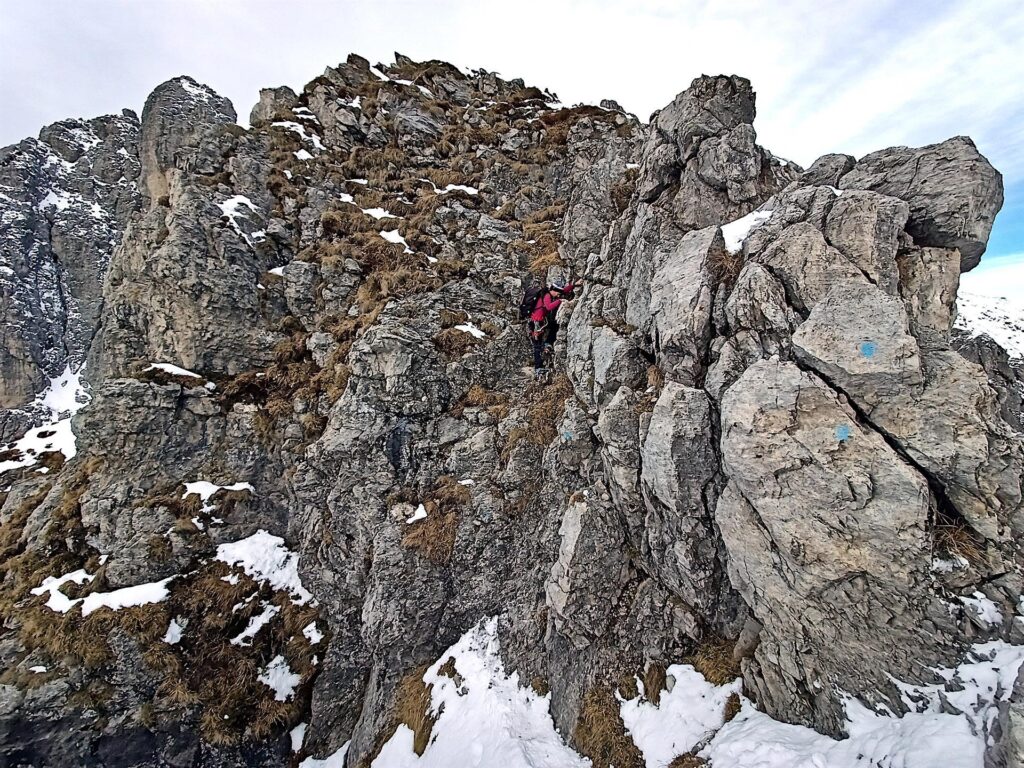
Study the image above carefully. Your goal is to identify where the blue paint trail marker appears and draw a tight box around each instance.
[835,425,852,442]
[859,340,877,358]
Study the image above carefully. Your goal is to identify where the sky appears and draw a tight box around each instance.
[1,0,1021,279]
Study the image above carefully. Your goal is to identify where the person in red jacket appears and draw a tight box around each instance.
[527,281,577,374]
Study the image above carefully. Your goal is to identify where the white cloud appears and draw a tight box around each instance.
[2,0,1022,201]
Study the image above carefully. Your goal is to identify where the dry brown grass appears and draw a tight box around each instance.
[573,686,645,768]
[708,245,744,288]
[523,201,566,225]
[401,476,471,565]
[539,105,631,146]
[934,518,988,568]
[723,691,741,722]
[450,385,510,420]
[610,169,638,214]
[635,365,665,414]
[395,665,437,755]
[433,327,483,359]
[500,375,575,463]
[590,315,638,337]
[433,259,472,281]
[528,251,564,276]
[644,661,667,706]
[690,637,740,685]
[321,207,380,237]
[439,308,469,328]
[668,755,707,768]
[402,503,459,565]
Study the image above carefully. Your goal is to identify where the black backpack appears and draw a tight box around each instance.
[519,283,545,321]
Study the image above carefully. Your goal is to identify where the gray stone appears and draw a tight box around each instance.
[840,136,1003,270]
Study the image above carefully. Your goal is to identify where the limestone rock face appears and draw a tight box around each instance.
[0,112,140,440]
[0,53,1019,768]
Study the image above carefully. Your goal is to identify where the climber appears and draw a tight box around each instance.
[522,280,578,375]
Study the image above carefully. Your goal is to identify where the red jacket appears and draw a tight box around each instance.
[530,283,575,324]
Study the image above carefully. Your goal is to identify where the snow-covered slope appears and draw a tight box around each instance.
[300,614,1024,768]
[957,290,1024,360]
[956,261,1024,359]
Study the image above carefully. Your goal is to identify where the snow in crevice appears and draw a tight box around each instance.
[371,617,588,768]
[453,322,486,339]
[299,742,350,768]
[216,529,313,605]
[272,120,326,151]
[0,364,90,476]
[163,617,185,645]
[182,480,254,513]
[258,654,301,701]
[230,603,280,646]
[144,362,203,379]
[31,568,175,616]
[380,229,414,254]
[720,208,773,254]
[217,195,264,246]
[419,178,479,196]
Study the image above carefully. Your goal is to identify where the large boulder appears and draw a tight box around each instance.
[840,136,1003,270]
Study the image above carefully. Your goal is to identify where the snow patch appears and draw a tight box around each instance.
[721,209,772,254]
[144,362,201,379]
[30,569,93,612]
[303,621,324,645]
[231,604,280,646]
[34,569,174,616]
[371,617,587,767]
[0,366,89,475]
[380,229,414,254]
[698,638,1024,768]
[299,743,350,768]
[183,480,254,514]
[956,289,1024,360]
[453,323,486,339]
[294,149,313,161]
[80,577,175,616]
[163,618,184,644]
[272,121,325,151]
[290,723,308,753]
[960,591,1004,626]
[361,206,397,220]
[619,664,742,767]
[258,655,301,701]
[178,78,215,102]
[38,189,73,212]
[406,503,428,524]
[216,530,313,604]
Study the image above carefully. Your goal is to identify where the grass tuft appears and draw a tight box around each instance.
[573,686,645,768]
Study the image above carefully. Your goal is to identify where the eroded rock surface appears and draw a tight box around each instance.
[0,53,1020,768]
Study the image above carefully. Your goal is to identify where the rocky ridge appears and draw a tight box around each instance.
[0,52,1021,767]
